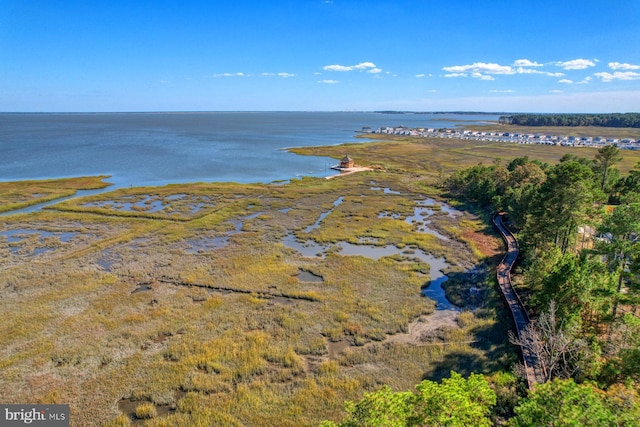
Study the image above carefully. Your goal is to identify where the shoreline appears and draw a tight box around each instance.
[325,166,374,179]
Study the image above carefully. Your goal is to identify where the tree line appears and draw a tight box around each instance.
[324,146,640,426]
[500,113,640,128]
[444,146,640,420]
[322,372,639,426]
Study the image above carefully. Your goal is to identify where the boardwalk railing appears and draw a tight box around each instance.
[492,213,545,388]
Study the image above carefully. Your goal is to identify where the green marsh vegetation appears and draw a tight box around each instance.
[0,175,111,213]
[3,134,640,425]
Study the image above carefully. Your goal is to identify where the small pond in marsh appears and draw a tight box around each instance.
[296,269,324,283]
[377,196,459,241]
[281,236,456,310]
[185,211,264,253]
[281,194,465,310]
[0,228,78,256]
[303,196,344,233]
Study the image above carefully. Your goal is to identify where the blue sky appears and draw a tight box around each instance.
[1,0,640,112]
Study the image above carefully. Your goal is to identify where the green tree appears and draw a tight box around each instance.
[596,203,640,319]
[593,145,623,193]
[525,161,601,253]
[504,161,546,228]
[323,372,496,427]
[613,162,640,204]
[533,253,614,328]
[410,372,496,427]
[510,378,640,427]
[320,385,413,427]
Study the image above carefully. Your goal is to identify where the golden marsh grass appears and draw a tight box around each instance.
[0,135,578,425]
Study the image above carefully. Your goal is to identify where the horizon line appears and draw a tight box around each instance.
[2,110,638,115]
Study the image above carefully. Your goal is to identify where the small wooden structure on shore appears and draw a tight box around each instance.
[332,155,355,171]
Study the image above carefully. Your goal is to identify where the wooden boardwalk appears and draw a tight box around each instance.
[492,213,545,388]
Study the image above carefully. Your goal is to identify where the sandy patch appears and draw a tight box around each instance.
[326,167,373,179]
[384,309,460,345]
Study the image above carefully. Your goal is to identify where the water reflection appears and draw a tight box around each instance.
[281,235,455,310]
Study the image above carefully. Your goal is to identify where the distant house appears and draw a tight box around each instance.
[339,155,355,169]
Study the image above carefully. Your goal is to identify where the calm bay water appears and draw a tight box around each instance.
[0,112,499,188]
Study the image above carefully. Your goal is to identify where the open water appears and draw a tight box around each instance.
[0,112,499,188]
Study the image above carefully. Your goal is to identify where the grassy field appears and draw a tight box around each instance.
[2,134,635,426]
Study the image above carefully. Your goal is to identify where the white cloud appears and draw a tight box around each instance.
[426,89,437,93]
[318,79,340,84]
[516,67,565,77]
[549,90,563,93]
[594,71,640,82]
[444,73,467,78]
[513,59,543,67]
[416,74,425,78]
[262,72,295,78]
[472,72,494,80]
[490,89,515,93]
[212,72,246,78]
[354,62,376,70]
[558,77,592,85]
[609,62,640,70]
[554,58,597,70]
[323,64,352,72]
[442,62,514,75]
[323,62,379,72]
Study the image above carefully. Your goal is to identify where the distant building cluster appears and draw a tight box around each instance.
[369,126,640,150]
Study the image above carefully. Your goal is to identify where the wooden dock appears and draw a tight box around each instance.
[493,213,545,388]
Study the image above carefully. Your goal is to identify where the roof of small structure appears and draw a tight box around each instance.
[341,155,353,162]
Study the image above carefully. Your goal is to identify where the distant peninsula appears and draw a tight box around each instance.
[374,110,511,115]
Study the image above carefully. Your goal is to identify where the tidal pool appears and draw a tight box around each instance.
[303,196,344,233]
[281,236,456,310]
[185,211,264,253]
[1,229,78,256]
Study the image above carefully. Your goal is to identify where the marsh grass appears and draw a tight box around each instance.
[0,138,530,425]
[0,176,111,213]
[134,402,157,419]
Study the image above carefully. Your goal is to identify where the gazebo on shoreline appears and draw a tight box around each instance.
[338,155,354,169]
